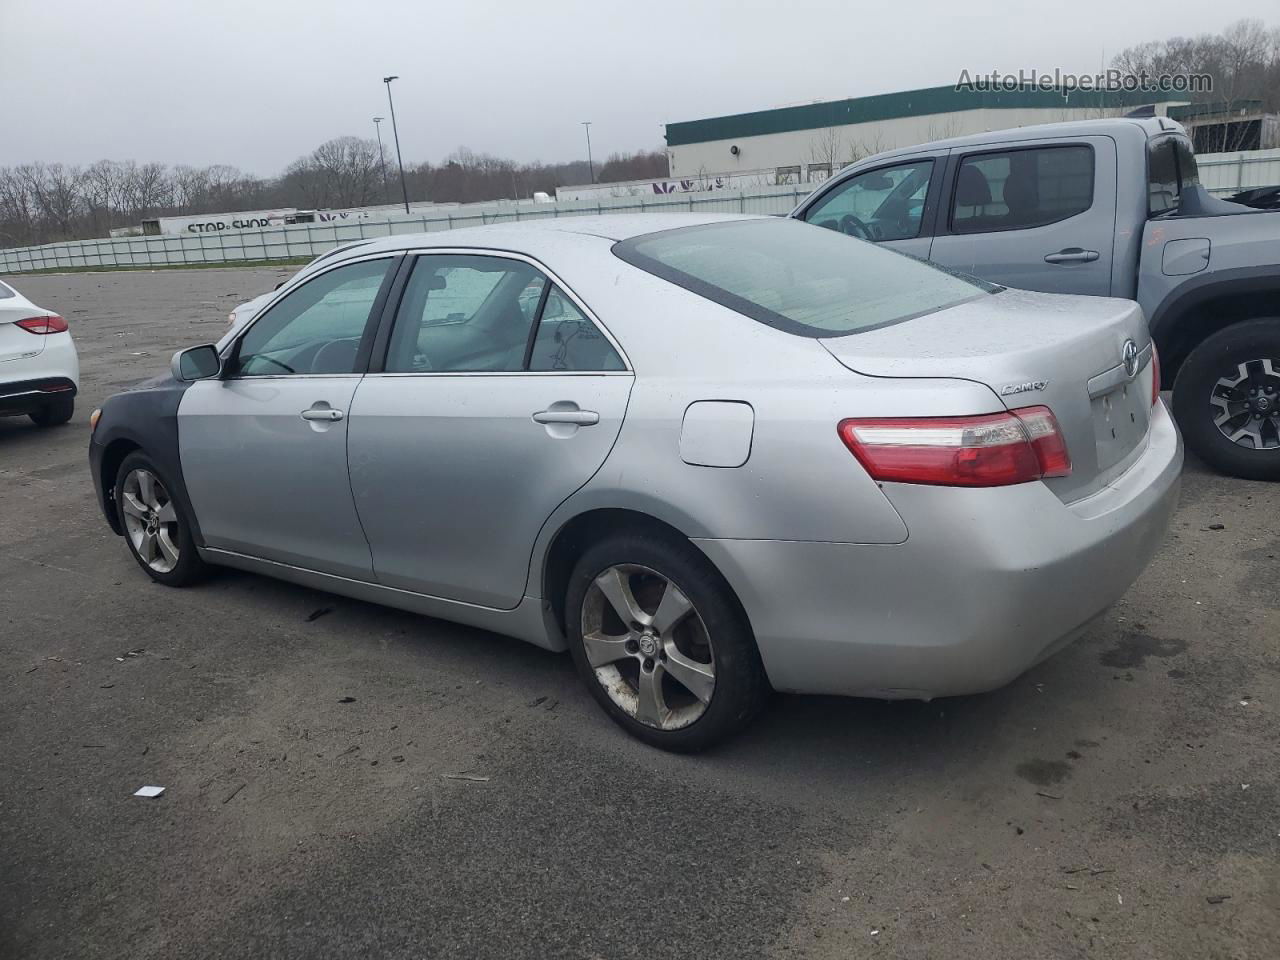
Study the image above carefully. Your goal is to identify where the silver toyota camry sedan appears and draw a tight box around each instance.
[89,214,1182,750]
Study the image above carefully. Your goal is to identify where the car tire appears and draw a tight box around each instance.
[565,530,769,752]
[115,451,209,586]
[1173,318,1280,481]
[29,396,74,427]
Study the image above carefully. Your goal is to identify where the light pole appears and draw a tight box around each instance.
[382,76,410,213]
[372,117,389,204]
[581,121,595,183]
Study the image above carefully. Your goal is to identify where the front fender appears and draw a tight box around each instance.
[88,375,204,546]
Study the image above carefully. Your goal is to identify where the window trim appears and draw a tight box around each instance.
[799,157,939,242]
[220,252,402,380]
[943,142,1097,236]
[367,247,632,376]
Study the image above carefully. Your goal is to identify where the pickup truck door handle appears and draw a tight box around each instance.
[533,408,599,426]
[1044,248,1100,264]
[301,407,344,422]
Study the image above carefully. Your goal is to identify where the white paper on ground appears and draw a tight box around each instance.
[133,785,165,798]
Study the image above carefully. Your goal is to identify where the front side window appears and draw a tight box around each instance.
[951,145,1094,234]
[804,160,934,241]
[614,218,996,338]
[384,257,622,373]
[233,257,393,376]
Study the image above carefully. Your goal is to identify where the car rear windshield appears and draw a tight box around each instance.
[613,218,995,337]
[0,281,15,299]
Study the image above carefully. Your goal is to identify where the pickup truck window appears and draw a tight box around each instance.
[804,160,934,241]
[950,145,1094,234]
[1148,136,1200,215]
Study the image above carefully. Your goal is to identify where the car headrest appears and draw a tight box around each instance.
[1002,164,1039,215]
[955,166,992,206]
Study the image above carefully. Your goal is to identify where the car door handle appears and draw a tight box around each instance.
[301,407,344,422]
[1044,248,1100,264]
[532,408,599,426]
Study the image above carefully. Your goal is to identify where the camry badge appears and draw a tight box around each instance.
[1000,380,1050,397]
[1122,339,1140,379]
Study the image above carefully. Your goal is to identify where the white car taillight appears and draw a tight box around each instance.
[838,405,1071,487]
[15,315,68,335]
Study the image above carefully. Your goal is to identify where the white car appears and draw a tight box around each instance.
[0,278,79,427]
[226,290,274,335]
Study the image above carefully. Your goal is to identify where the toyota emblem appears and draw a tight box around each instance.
[1122,339,1140,379]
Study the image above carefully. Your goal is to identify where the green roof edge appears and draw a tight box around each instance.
[665,84,1181,147]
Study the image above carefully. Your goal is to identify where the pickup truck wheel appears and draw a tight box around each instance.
[1173,318,1280,481]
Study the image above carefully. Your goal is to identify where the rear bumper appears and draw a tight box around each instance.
[694,399,1183,699]
[0,377,77,415]
[0,333,79,415]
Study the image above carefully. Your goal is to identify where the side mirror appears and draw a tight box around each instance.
[171,344,222,382]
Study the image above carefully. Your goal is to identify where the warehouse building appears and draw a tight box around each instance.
[664,85,1187,185]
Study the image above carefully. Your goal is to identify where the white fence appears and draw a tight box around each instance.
[0,185,811,274]
[2,148,1278,275]
[1199,147,1280,194]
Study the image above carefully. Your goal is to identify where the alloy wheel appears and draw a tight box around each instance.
[1210,358,1280,450]
[120,468,181,574]
[580,564,716,731]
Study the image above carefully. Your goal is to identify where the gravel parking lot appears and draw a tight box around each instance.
[2,267,1277,960]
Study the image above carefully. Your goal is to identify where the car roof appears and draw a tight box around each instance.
[328,212,766,260]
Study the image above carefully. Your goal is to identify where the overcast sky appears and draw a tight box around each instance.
[3,0,1275,175]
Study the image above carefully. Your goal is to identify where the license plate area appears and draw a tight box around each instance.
[1092,380,1149,472]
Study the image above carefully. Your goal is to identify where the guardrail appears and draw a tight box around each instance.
[0,187,811,274]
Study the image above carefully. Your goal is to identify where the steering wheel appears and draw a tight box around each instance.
[838,214,872,240]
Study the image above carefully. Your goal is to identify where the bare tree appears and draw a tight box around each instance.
[1113,18,1280,150]
[846,131,888,166]
[807,127,845,178]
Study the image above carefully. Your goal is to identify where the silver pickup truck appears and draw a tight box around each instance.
[792,117,1280,480]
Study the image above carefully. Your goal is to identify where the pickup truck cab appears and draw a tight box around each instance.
[792,117,1280,480]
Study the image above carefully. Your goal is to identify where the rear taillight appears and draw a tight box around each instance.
[15,315,68,335]
[1150,344,1161,406]
[838,405,1072,488]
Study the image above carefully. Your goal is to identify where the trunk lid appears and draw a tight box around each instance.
[819,288,1155,502]
[0,301,48,364]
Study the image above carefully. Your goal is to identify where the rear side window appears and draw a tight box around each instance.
[528,286,624,371]
[383,258,624,373]
[1148,136,1200,215]
[950,145,1094,234]
[614,218,996,338]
